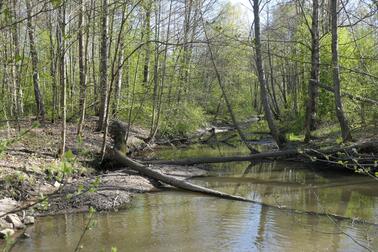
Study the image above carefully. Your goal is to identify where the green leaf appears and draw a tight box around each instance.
[336,136,343,145]
[64,149,74,160]
[77,184,84,194]
[50,0,62,8]
[15,54,22,63]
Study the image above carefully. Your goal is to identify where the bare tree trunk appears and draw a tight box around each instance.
[330,0,352,142]
[48,13,57,123]
[201,13,259,154]
[304,0,320,142]
[150,0,160,137]
[11,0,22,130]
[90,0,97,115]
[266,7,280,118]
[142,1,152,86]
[97,0,109,131]
[113,43,123,116]
[77,0,87,136]
[26,0,45,125]
[252,0,285,148]
[58,4,66,158]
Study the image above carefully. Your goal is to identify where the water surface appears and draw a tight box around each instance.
[12,161,378,252]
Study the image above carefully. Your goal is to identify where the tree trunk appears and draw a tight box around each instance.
[11,0,22,126]
[48,13,57,123]
[146,140,377,166]
[26,0,45,125]
[77,0,87,136]
[149,0,160,138]
[252,0,285,148]
[330,0,352,142]
[201,14,259,154]
[304,0,320,142]
[142,1,152,86]
[97,0,109,131]
[108,148,252,202]
[58,4,66,158]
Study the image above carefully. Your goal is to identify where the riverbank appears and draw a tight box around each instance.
[0,118,208,241]
[1,118,377,243]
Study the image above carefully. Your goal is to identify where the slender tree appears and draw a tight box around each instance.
[26,0,45,125]
[58,3,66,158]
[77,0,87,136]
[304,0,320,142]
[97,0,109,131]
[252,0,285,148]
[330,0,352,141]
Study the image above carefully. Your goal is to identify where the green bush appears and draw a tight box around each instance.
[159,102,207,137]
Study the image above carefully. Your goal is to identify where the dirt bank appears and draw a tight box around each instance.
[0,118,208,239]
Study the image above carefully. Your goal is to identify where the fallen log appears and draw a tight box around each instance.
[145,141,378,167]
[108,148,253,202]
[146,149,298,165]
[107,148,378,225]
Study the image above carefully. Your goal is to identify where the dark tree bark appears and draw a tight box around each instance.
[57,3,66,158]
[252,0,285,148]
[11,0,23,122]
[304,0,320,142]
[77,0,87,136]
[142,1,152,86]
[330,0,352,142]
[26,0,45,125]
[97,0,109,131]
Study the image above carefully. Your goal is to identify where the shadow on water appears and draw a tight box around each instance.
[10,143,378,252]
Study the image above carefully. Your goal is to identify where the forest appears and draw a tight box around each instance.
[0,0,377,251]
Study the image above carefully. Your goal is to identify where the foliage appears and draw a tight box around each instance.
[159,102,207,137]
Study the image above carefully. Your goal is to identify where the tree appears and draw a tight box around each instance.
[97,0,109,131]
[330,0,352,141]
[304,0,320,142]
[252,0,286,148]
[26,0,45,125]
[57,2,66,158]
[77,0,87,136]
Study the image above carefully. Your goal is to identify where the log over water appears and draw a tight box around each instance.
[107,148,378,225]
[145,141,378,166]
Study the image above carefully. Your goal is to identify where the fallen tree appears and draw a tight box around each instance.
[146,149,298,165]
[107,148,253,202]
[106,148,378,225]
[144,140,378,173]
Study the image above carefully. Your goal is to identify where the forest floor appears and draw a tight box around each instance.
[0,117,207,237]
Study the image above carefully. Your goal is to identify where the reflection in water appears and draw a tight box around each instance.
[11,161,378,252]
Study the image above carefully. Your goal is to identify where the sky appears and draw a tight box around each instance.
[225,0,254,26]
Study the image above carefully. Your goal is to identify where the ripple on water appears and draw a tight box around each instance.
[9,161,378,252]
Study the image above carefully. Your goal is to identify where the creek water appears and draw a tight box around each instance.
[11,143,378,252]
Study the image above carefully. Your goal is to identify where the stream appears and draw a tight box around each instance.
[11,143,378,251]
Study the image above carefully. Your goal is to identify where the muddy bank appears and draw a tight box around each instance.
[0,118,209,241]
[39,165,208,216]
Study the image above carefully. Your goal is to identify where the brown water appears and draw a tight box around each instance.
[11,160,378,252]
